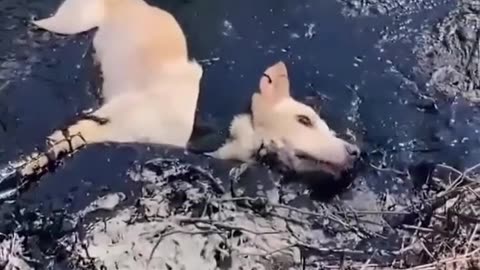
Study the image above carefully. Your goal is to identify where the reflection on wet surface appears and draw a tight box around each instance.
[0,0,480,268]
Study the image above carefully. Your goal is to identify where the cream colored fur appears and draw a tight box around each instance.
[32,0,202,148]
[211,62,360,175]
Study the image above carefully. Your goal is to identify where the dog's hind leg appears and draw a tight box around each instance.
[18,114,110,178]
[0,113,110,200]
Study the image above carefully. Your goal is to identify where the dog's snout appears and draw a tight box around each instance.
[346,144,360,158]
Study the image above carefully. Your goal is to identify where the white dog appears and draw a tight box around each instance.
[211,61,360,177]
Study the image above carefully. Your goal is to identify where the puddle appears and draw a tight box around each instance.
[0,0,480,268]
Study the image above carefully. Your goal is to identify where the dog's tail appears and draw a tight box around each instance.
[32,0,110,34]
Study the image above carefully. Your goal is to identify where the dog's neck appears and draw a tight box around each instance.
[239,101,255,127]
[188,100,256,156]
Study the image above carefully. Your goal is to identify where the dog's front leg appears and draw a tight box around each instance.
[207,114,261,161]
[208,139,254,162]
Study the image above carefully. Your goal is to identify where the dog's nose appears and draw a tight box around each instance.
[346,144,360,158]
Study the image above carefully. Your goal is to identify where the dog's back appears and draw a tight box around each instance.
[34,0,190,101]
[94,0,189,99]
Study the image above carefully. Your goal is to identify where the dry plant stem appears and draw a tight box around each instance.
[370,163,408,176]
[405,247,480,270]
[216,197,409,215]
[402,225,434,233]
[237,243,298,258]
[147,229,220,266]
[465,205,479,255]
[359,249,377,270]
[437,163,480,184]
[397,164,480,270]
[181,219,288,235]
[217,196,393,239]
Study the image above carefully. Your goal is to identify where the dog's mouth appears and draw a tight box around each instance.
[294,152,346,176]
[256,142,357,177]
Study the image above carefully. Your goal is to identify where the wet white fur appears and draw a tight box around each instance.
[211,62,359,172]
[33,0,202,148]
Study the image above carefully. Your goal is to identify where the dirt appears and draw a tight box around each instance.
[1,0,480,269]
[337,0,450,17]
[416,0,480,102]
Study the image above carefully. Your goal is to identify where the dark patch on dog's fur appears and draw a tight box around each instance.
[188,102,253,154]
[257,145,361,201]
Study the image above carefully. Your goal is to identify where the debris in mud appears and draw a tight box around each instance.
[336,0,449,17]
[416,0,480,102]
[383,163,480,270]
[1,156,480,269]
[0,233,34,270]
[62,158,382,270]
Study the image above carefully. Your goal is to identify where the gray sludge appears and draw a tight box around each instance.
[416,0,480,102]
[0,155,408,269]
[336,0,450,17]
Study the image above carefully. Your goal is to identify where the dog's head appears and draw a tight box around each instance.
[251,61,360,176]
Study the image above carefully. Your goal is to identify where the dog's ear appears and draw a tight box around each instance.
[258,61,290,103]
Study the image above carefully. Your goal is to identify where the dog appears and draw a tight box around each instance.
[209,61,360,178]
[9,0,359,181]
[16,0,203,177]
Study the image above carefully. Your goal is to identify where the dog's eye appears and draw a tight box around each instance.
[296,115,313,128]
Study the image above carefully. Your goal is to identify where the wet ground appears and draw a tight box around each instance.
[1,0,480,268]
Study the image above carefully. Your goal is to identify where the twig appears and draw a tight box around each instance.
[402,225,434,233]
[237,243,298,258]
[214,222,287,235]
[359,249,377,270]
[216,196,388,239]
[464,28,480,72]
[420,241,435,261]
[466,205,479,255]
[406,247,480,270]
[370,163,408,176]
[296,242,369,257]
[216,196,409,216]
[467,186,480,200]
[176,217,287,235]
[437,163,480,185]
[147,228,220,267]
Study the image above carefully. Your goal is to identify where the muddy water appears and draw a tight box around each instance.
[0,0,479,268]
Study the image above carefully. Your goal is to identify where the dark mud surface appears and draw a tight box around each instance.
[1,0,480,269]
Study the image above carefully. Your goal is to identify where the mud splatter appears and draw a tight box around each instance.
[0,234,33,270]
[49,158,406,269]
[416,0,480,102]
[337,0,451,17]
